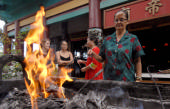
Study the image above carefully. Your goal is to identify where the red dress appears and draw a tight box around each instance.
[85,47,103,80]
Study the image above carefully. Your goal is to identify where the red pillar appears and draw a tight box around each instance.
[89,0,101,28]
[88,0,102,46]
[3,25,11,54]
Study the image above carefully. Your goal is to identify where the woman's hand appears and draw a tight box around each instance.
[87,49,94,56]
[88,49,104,63]
[136,78,142,82]
[136,79,142,82]
[59,61,67,65]
[81,67,86,72]
[136,75,142,82]
[77,60,82,64]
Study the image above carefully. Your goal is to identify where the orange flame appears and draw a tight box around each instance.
[24,6,72,109]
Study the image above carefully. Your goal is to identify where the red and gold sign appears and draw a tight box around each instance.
[104,0,170,29]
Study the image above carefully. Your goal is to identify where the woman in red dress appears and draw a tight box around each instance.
[78,36,103,80]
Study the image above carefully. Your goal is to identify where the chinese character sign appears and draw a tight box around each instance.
[145,0,163,16]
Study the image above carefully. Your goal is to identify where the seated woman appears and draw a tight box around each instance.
[78,35,103,80]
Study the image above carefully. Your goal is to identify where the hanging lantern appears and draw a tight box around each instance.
[164,43,168,47]
[153,48,157,51]
[142,46,146,49]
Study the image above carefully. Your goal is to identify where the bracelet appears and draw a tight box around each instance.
[136,76,142,80]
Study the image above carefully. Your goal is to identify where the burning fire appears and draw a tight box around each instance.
[24,6,73,109]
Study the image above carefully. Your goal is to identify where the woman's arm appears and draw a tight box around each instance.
[135,57,142,81]
[56,51,66,65]
[61,52,74,65]
[68,51,74,64]
[56,51,74,65]
[77,60,87,65]
[81,65,90,72]
[88,49,104,63]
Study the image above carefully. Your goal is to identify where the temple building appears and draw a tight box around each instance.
[0,0,170,79]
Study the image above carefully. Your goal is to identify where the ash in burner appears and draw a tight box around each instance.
[0,88,31,109]
[66,87,144,109]
[0,87,144,109]
[0,88,68,109]
[66,91,107,109]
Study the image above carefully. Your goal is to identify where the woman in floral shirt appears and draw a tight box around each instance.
[88,10,145,82]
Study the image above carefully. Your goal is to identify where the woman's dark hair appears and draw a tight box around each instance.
[60,40,68,45]
[88,33,98,46]
[114,10,129,20]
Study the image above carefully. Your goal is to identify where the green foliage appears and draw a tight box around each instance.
[0,30,28,80]
[2,61,23,80]
[0,30,28,55]
[17,30,28,40]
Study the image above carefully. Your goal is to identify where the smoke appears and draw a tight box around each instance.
[107,87,125,98]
